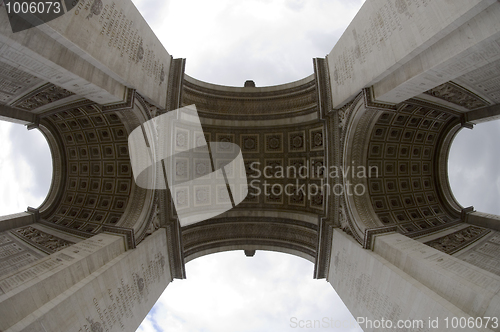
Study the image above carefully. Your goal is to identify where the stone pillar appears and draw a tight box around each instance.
[0,232,127,331]
[373,232,500,327]
[0,0,172,107]
[327,0,499,108]
[2,228,171,332]
[0,212,35,233]
[328,229,500,332]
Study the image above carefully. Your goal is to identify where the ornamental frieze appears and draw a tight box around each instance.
[11,226,74,254]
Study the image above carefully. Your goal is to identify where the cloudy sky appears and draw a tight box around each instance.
[1,0,500,331]
[0,123,52,216]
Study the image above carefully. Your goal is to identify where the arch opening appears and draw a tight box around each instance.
[131,0,366,87]
[448,120,500,216]
[138,250,362,332]
[0,121,53,217]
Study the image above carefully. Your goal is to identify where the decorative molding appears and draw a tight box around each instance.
[11,226,74,254]
[134,191,159,245]
[314,217,334,279]
[100,88,136,112]
[347,106,381,243]
[38,120,68,219]
[424,82,490,110]
[183,76,318,120]
[13,83,74,111]
[158,190,185,279]
[406,97,463,118]
[314,58,341,230]
[337,92,365,244]
[165,220,186,279]
[337,103,351,130]
[26,207,40,222]
[38,99,96,119]
[182,217,318,262]
[424,226,490,254]
[364,87,397,111]
[434,119,464,218]
[26,116,40,130]
[166,58,186,112]
[38,219,93,239]
[363,225,398,249]
[338,202,351,234]
[196,105,317,121]
[313,57,332,119]
[461,206,475,220]
[406,220,462,239]
[102,225,136,249]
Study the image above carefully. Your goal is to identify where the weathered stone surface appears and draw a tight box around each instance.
[327,0,498,108]
[4,230,170,332]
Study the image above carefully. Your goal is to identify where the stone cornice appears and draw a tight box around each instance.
[182,74,318,119]
[182,217,318,263]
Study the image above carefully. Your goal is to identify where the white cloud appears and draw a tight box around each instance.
[448,121,500,215]
[134,0,365,86]
[138,251,362,332]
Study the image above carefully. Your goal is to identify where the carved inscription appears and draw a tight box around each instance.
[78,252,166,332]
[0,234,12,245]
[0,257,64,293]
[0,243,23,258]
[460,251,500,277]
[334,248,405,323]
[332,0,429,85]
[476,242,500,257]
[437,257,498,289]
[456,234,500,276]
[0,60,42,104]
[74,0,166,85]
[0,231,47,281]
[489,235,500,245]
[0,235,113,296]
[0,47,59,80]
[0,253,39,278]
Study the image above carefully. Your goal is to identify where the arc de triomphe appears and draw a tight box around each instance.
[1,0,500,331]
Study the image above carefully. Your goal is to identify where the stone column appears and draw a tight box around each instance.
[328,229,500,332]
[0,0,172,107]
[0,232,127,331]
[2,228,171,332]
[327,0,500,108]
[373,232,500,327]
